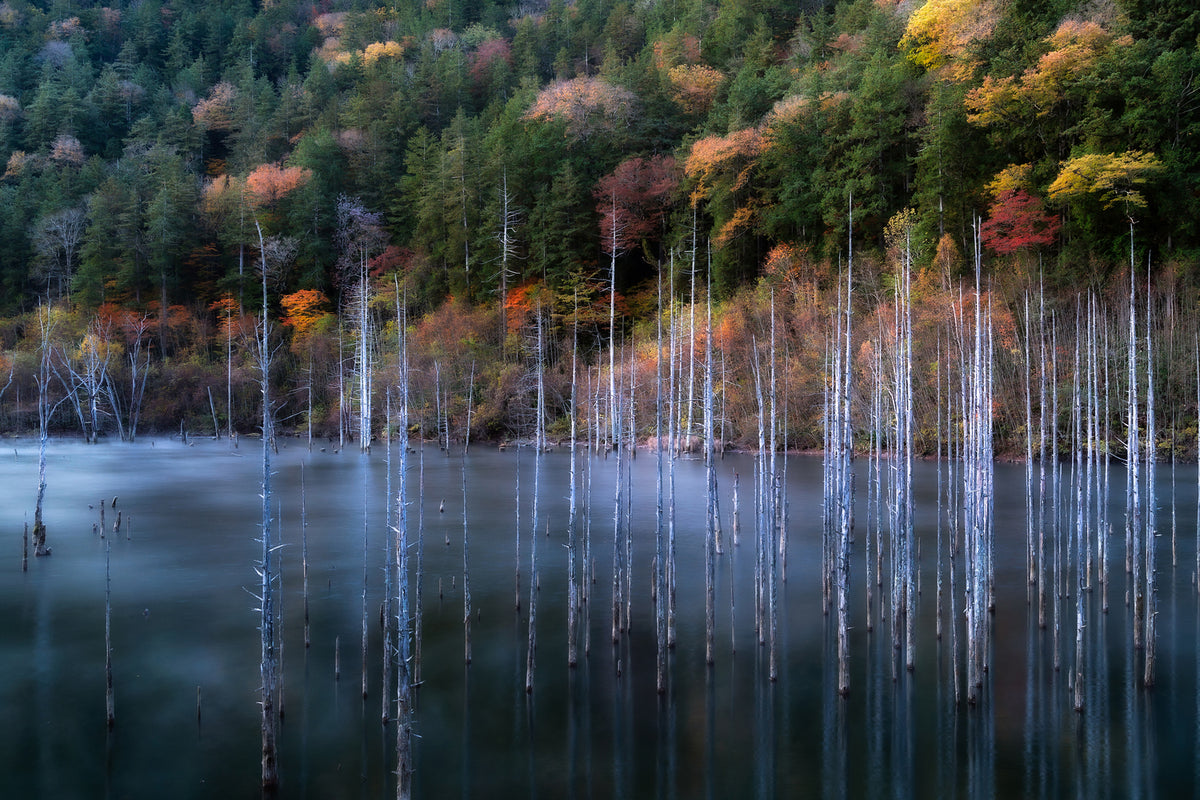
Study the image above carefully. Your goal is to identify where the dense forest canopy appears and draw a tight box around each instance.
[0,0,1197,445]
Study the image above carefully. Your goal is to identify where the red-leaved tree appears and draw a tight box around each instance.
[593,155,680,258]
[980,188,1060,255]
[468,38,512,94]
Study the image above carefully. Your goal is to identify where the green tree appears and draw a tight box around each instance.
[911,79,989,246]
[531,160,594,292]
[399,125,450,298]
[0,183,36,309]
[440,109,483,299]
[77,173,132,307]
[825,47,916,243]
[144,153,199,327]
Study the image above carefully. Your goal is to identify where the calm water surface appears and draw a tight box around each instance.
[1,437,1197,798]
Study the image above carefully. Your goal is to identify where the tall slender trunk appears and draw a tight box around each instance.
[704,270,716,667]
[395,298,413,798]
[105,536,114,729]
[1144,276,1157,686]
[1072,308,1086,712]
[568,296,580,669]
[302,464,310,648]
[666,253,678,649]
[655,268,667,691]
[226,301,234,441]
[255,221,279,792]
[361,466,370,700]
[767,294,779,682]
[830,241,854,696]
[1128,265,1142,652]
[463,449,472,665]
[357,254,372,453]
[526,308,545,693]
[33,304,52,557]
[382,391,394,723]
[1025,294,1035,593]
[962,224,994,704]
[1038,279,1048,629]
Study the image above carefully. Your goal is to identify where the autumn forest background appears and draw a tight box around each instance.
[1,0,1198,453]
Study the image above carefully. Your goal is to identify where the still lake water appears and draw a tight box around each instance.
[2,436,1198,798]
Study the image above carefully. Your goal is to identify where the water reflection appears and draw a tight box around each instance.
[0,439,1197,796]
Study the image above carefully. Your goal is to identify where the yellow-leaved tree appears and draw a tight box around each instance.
[1047,150,1163,212]
[901,0,1001,80]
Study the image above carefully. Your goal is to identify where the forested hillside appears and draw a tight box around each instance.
[0,0,1197,448]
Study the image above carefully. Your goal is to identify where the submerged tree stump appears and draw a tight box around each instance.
[32,521,49,557]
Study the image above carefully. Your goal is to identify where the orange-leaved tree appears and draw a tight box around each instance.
[245,162,312,213]
[684,128,764,253]
[280,289,332,344]
[965,20,1129,159]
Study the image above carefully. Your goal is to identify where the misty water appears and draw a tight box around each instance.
[3,436,1198,798]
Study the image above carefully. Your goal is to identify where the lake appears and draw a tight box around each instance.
[1,437,1196,798]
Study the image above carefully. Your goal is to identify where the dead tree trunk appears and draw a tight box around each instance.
[568,299,580,669]
[1144,277,1157,687]
[105,537,115,729]
[462,452,472,665]
[302,465,310,648]
[704,271,717,667]
[33,304,53,557]
[255,221,279,792]
[655,269,667,691]
[395,297,414,799]
[526,308,545,694]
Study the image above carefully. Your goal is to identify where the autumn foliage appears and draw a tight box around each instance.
[368,245,416,277]
[192,82,238,132]
[280,289,332,339]
[0,0,1197,450]
[684,129,764,249]
[503,280,552,335]
[684,129,764,201]
[468,38,512,88]
[980,189,1060,255]
[1047,150,1163,211]
[966,21,1127,127]
[245,162,312,209]
[363,40,405,66]
[525,77,638,140]
[593,155,680,256]
[208,296,243,340]
[901,0,1000,79]
[666,65,725,116]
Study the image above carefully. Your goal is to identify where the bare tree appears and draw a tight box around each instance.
[31,206,86,302]
[253,221,281,791]
[394,286,414,799]
[32,304,56,556]
[495,168,522,341]
[118,314,153,442]
[54,316,115,443]
[336,196,386,452]
[0,354,12,404]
